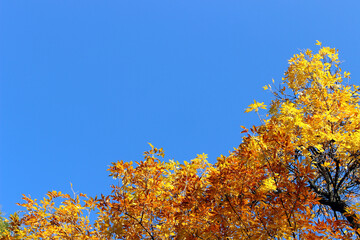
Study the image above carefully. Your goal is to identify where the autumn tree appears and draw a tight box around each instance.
[4,42,360,239]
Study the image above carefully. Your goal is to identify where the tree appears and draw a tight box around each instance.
[4,42,360,239]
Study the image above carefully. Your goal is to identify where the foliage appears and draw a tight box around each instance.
[3,42,360,239]
[0,211,10,239]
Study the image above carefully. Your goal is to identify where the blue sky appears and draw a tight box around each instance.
[1,1,359,216]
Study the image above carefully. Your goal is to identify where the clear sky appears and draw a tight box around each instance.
[1,1,359,217]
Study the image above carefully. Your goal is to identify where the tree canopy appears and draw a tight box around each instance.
[2,42,360,239]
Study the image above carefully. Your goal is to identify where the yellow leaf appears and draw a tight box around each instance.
[323,162,330,167]
[245,100,267,113]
